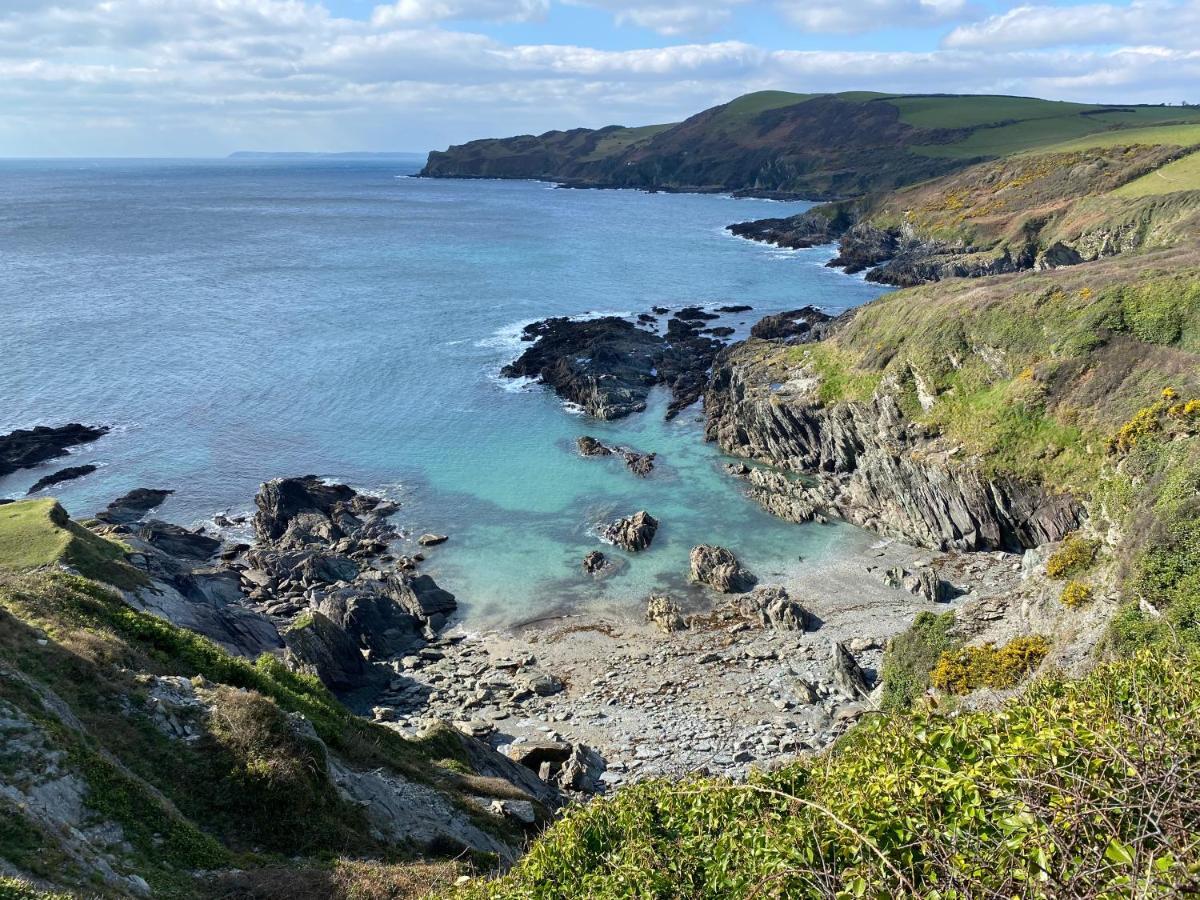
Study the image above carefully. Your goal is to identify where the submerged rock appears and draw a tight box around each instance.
[418,533,448,546]
[689,545,757,593]
[576,435,614,457]
[0,423,109,479]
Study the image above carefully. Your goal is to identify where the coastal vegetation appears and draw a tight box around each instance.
[463,650,1200,898]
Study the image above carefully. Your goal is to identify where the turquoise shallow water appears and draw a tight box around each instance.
[0,158,889,625]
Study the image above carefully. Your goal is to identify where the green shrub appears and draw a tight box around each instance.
[879,611,958,711]
[930,635,1050,695]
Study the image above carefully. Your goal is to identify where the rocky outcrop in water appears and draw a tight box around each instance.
[0,423,108,479]
[750,306,834,343]
[705,342,1084,551]
[27,464,97,494]
[690,545,757,593]
[505,312,728,419]
[576,436,656,476]
[726,206,853,249]
[602,511,658,552]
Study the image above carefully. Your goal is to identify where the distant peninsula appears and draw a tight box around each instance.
[228,150,426,159]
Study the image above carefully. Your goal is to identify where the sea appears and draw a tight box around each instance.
[0,156,890,626]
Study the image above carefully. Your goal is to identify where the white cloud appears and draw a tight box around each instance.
[370,0,549,26]
[568,1,748,36]
[777,0,974,33]
[0,0,1196,156]
[943,0,1200,50]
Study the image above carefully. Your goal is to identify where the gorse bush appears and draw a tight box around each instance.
[1046,532,1100,579]
[929,635,1051,695]
[1061,580,1094,607]
[461,651,1200,899]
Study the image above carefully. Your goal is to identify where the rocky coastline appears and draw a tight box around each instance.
[0,294,1099,842]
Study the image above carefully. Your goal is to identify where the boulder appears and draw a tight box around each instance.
[689,545,757,593]
[602,511,658,552]
[829,640,870,701]
[645,595,686,634]
[418,533,448,546]
[902,567,954,603]
[737,586,809,630]
[515,669,564,697]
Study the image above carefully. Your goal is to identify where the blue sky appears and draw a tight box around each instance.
[0,0,1196,156]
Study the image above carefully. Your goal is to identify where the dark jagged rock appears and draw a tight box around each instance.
[675,306,718,322]
[96,488,173,525]
[26,464,97,495]
[689,545,756,593]
[704,326,735,338]
[705,344,1084,551]
[0,424,108,478]
[577,436,656,475]
[727,206,853,249]
[601,511,658,552]
[137,521,220,560]
[582,550,608,575]
[829,640,870,700]
[504,314,726,420]
[826,222,899,273]
[317,586,425,659]
[502,317,663,420]
[577,436,614,457]
[622,450,655,477]
[750,307,834,342]
[716,304,753,313]
[283,611,368,690]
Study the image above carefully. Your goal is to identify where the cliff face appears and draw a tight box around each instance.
[731,143,1200,285]
[705,346,1083,551]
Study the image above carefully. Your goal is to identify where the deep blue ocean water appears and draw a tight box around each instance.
[0,158,889,624]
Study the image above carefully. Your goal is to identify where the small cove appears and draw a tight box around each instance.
[0,157,890,624]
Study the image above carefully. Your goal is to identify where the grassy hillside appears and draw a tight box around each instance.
[0,502,546,898]
[422,92,1200,198]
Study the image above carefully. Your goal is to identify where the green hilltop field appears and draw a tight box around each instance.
[421,90,1200,198]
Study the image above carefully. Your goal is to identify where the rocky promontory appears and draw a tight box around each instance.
[503,309,729,419]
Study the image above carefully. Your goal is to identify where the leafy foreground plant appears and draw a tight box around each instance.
[460,651,1200,899]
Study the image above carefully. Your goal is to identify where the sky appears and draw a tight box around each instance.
[1,0,1198,156]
